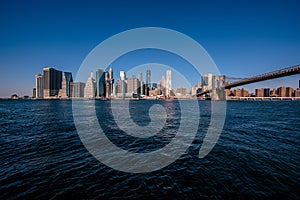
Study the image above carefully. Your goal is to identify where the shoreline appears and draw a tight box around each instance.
[1,97,300,101]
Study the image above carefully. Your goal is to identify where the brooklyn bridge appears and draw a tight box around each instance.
[197,64,300,100]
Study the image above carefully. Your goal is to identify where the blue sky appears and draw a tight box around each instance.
[0,0,299,97]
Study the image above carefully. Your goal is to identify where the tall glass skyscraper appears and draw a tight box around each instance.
[146,69,151,89]
[64,72,73,97]
[96,69,106,97]
[43,67,62,98]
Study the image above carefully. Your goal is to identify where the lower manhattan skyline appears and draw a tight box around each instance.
[1,1,300,199]
[0,0,300,97]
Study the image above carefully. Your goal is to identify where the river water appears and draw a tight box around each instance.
[0,100,299,199]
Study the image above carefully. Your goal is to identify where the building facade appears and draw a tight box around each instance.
[166,70,172,97]
[43,68,62,98]
[84,72,96,98]
[96,69,106,97]
[35,74,44,98]
[71,82,85,98]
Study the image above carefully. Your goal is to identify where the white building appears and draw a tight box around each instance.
[84,72,96,98]
[166,70,172,97]
[35,74,43,99]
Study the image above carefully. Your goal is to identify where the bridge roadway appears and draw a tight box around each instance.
[198,64,300,96]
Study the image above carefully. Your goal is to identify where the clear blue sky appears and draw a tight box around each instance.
[0,0,299,97]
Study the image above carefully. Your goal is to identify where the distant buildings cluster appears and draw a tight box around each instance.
[32,67,174,99]
[226,85,300,98]
[24,69,300,100]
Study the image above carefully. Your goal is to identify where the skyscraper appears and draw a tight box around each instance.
[105,65,114,98]
[43,68,62,98]
[161,76,166,96]
[127,77,140,94]
[35,74,43,99]
[166,70,172,97]
[139,72,143,95]
[71,82,85,98]
[119,71,127,95]
[32,88,36,98]
[64,72,73,97]
[84,72,96,98]
[96,69,106,97]
[146,69,151,89]
[120,71,126,81]
[60,72,73,98]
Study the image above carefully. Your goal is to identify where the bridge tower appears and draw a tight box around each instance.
[211,75,226,100]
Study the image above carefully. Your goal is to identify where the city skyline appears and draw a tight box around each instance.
[0,0,300,97]
[23,65,300,100]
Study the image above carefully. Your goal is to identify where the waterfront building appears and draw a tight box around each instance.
[146,69,151,93]
[96,69,106,97]
[270,89,278,97]
[264,88,270,97]
[35,74,44,99]
[277,86,286,97]
[84,72,96,98]
[120,71,126,81]
[255,88,265,97]
[295,88,300,97]
[71,82,85,98]
[161,76,166,96]
[286,87,293,97]
[59,72,73,98]
[105,66,114,98]
[166,70,172,97]
[241,88,250,97]
[32,88,36,98]
[139,72,143,95]
[43,68,62,98]
[127,77,140,94]
[65,72,73,97]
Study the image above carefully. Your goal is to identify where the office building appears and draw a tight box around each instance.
[286,87,293,97]
[255,88,264,97]
[120,71,126,81]
[60,72,73,98]
[270,89,278,97]
[166,70,172,97]
[71,82,85,98]
[96,69,106,97]
[105,66,114,97]
[139,72,143,95]
[277,86,286,97]
[84,72,96,98]
[161,76,166,96]
[127,77,140,93]
[295,88,300,97]
[43,67,62,98]
[35,74,44,98]
[146,69,151,90]
[263,88,270,97]
[32,88,36,98]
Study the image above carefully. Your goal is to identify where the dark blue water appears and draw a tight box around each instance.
[0,100,299,199]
